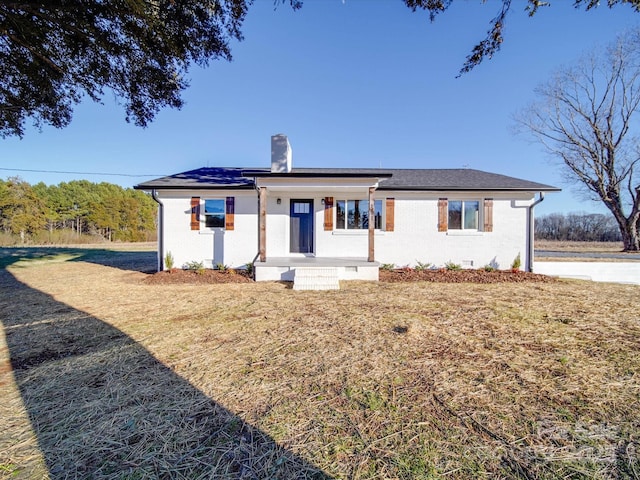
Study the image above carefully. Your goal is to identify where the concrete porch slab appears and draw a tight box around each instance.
[254,257,379,282]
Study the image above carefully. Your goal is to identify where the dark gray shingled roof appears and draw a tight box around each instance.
[134,167,264,190]
[377,169,560,191]
[134,167,560,192]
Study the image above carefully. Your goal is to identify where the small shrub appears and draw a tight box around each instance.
[380,263,396,271]
[245,262,254,276]
[483,264,495,272]
[444,261,462,271]
[184,260,205,275]
[511,253,522,271]
[414,261,433,272]
[164,251,174,271]
[215,263,229,272]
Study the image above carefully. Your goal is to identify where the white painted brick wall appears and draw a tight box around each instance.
[157,189,536,272]
[158,190,258,270]
[373,193,532,270]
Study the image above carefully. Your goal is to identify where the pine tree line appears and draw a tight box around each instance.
[0,177,157,244]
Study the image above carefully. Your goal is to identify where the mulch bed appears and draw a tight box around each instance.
[379,268,555,283]
[144,269,253,285]
[144,268,555,284]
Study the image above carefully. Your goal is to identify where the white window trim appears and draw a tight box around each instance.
[332,230,386,236]
[334,198,384,231]
[446,230,484,237]
[202,198,226,230]
[447,199,482,232]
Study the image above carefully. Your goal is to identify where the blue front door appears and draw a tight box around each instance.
[290,199,314,253]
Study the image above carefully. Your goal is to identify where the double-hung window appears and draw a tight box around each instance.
[448,200,479,230]
[335,199,382,230]
[438,198,492,232]
[190,196,235,231]
[204,199,226,228]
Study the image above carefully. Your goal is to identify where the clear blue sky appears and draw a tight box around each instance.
[1,1,638,216]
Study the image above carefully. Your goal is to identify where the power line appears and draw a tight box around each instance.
[0,167,166,177]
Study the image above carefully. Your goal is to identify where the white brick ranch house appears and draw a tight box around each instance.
[135,135,559,283]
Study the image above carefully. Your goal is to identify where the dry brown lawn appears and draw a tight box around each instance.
[535,240,640,262]
[1,247,639,479]
[535,240,627,253]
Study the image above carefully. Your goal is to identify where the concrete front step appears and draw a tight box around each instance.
[293,267,340,290]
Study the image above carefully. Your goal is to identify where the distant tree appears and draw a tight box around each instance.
[535,213,566,241]
[1,0,637,137]
[535,212,621,242]
[88,182,124,241]
[0,177,156,245]
[31,182,59,235]
[57,180,97,236]
[0,177,45,242]
[517,30,640,251]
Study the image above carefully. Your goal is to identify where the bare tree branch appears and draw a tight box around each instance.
[515,29,640,250]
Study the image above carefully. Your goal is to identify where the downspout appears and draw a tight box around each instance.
[252,181,260,279]
[151,189,164,272]
[527,192,545,272]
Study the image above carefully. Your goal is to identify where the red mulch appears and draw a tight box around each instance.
[144,268,555,285]
[379,268,555,283]
[144,269,253,285]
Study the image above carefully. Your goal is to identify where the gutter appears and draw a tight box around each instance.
[151,190,164,272]
[526,192,545,272]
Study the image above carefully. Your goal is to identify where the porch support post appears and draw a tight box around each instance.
[368,186,375,262]
[259,187,267,262]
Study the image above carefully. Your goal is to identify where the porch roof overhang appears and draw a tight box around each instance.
[244,171,393,178]
[251,174,391,192]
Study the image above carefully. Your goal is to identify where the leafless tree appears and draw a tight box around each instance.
[517,30,640,251]
[535,212,621,242]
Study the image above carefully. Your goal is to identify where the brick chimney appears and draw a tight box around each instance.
[271,134,292,173]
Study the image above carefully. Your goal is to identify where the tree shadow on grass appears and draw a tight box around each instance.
[0,269,330,479]
[0,246,157,273]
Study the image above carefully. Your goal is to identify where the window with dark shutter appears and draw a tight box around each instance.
[225,197,235,231]
[483,198,493,232]
[190,197,200,231]
[385,198,395,232]
[324,197,334,231]
[438,198,448,232]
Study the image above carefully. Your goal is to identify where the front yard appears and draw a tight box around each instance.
[0,247,638,479]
